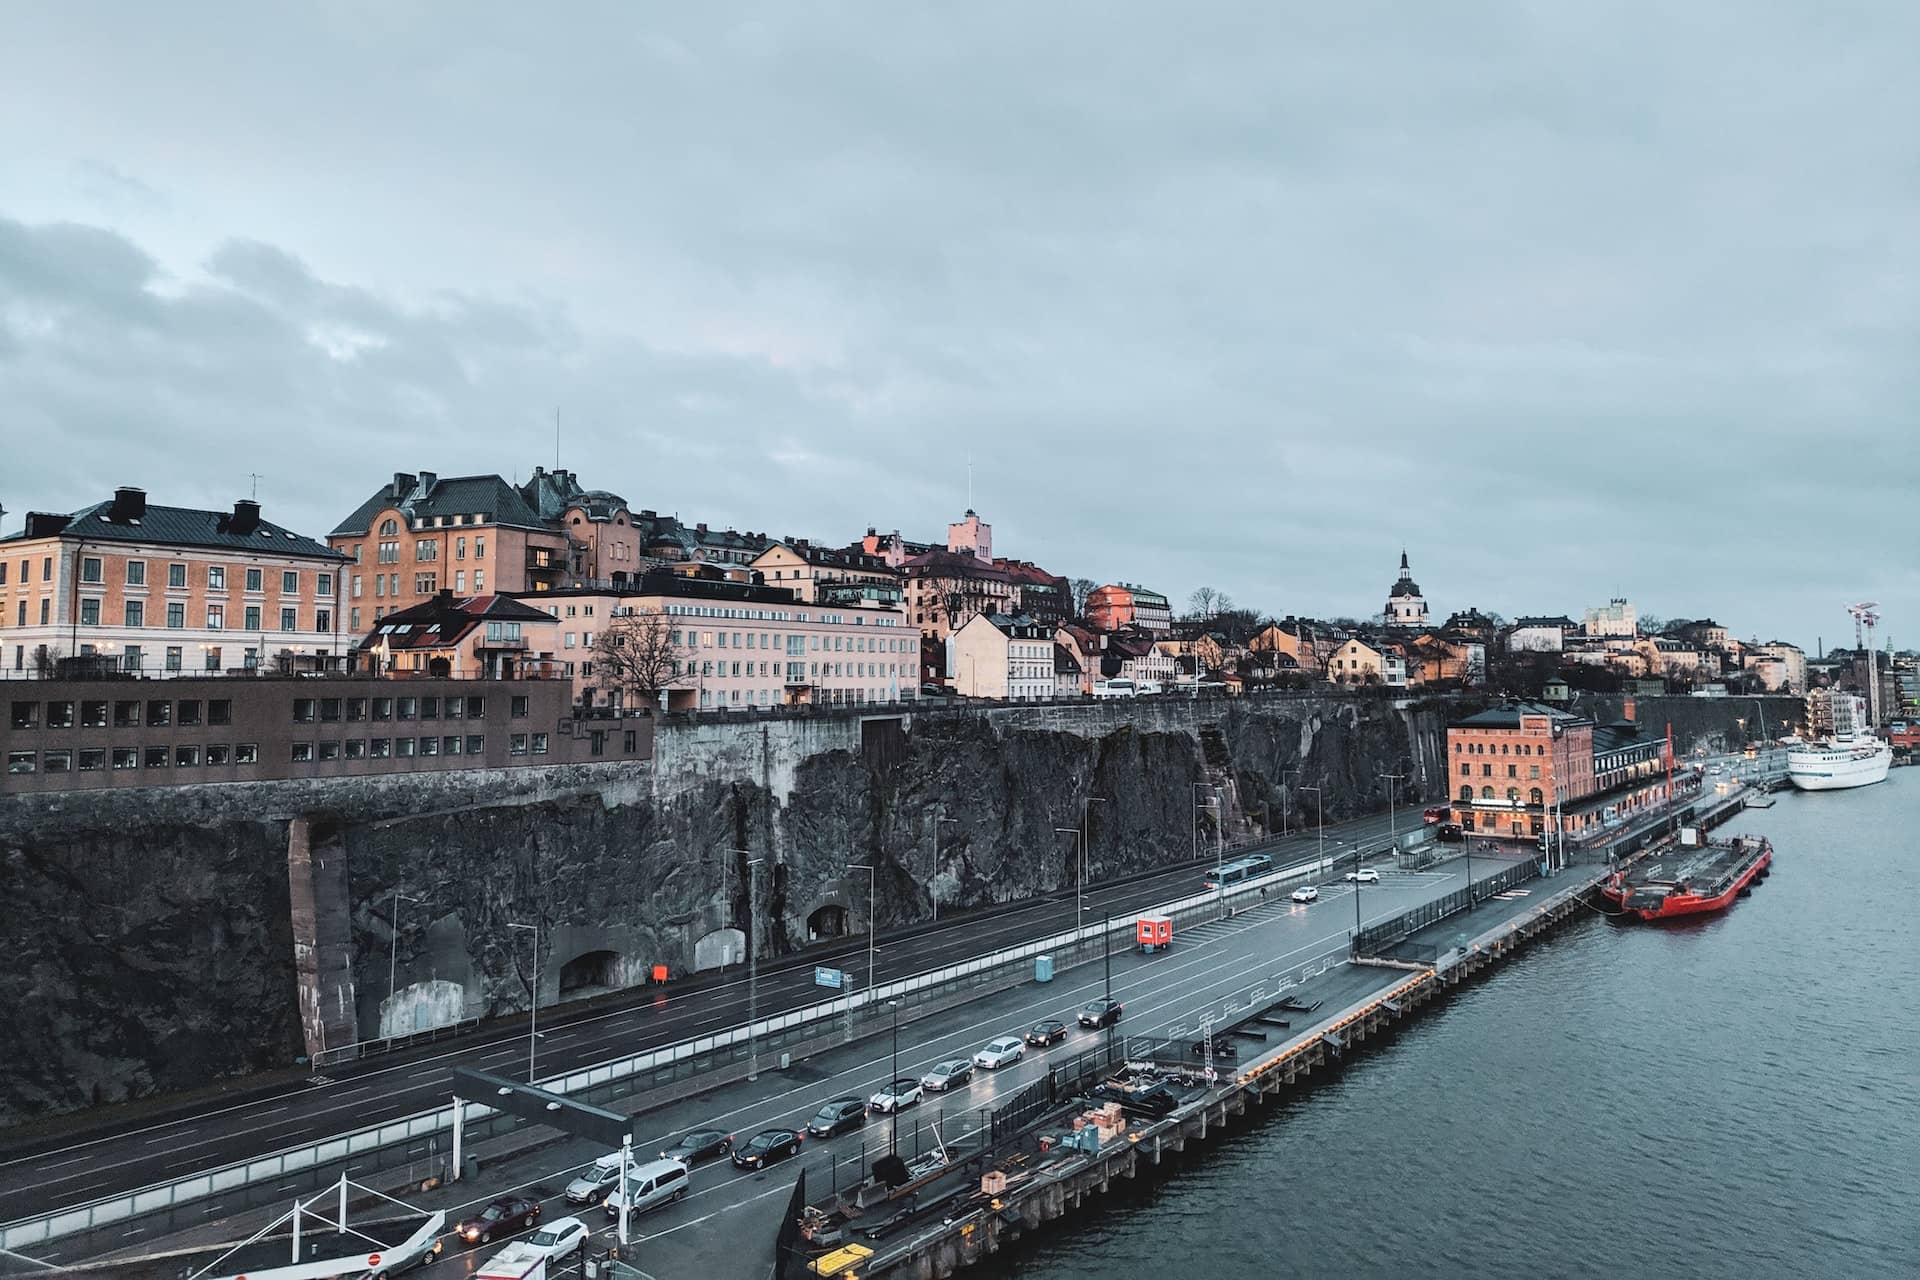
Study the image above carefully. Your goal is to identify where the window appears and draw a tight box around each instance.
[418,735,438,756]
[234,743,259,764]
[345,739,367,760]
[145,747,170,769]
[78,748,105,771]
[9,701,35,730]
[1507,764,1517,778]
[415,573,437,594]
[589,730,605,756]
[1507,787,1521,803]
[208,565,227,591]
[293,699,317,723]
[455,536,466,560]
[531,732,549,755]
[444,698,463,720]
[166,601,185,628]
[473,570,484,591]
[370,738,391,759]
[396,737,416,757]
[465,734,484,755]
[274,607,294,631]
[81,557,103,584]
[244,606,261,631]
[112,700,139,727]
[245,568,263,592]
[510,733,529,756]
[47,700,74,729]
[146,700,170,727]
[178,700,201,726]
[466,696,485,719]
[283,570,299,594]
[510,695,528,718]
[1481,785,1495,799]
[124,600,145,627]
[416,539,438,561]
[126,560,147,585]
[398,697,416,720]
[43,749,72,774]
[1530,765,1541,780]
[201,743,229,766]
[165,646,182,672]
[1530,787,1545,806]
[623,729,637,754]
[443,735,462,755]
[318,572,333,595]
[318,740,341,761]
[474,536,485,559]
[350,608,361,630]
[378,541,400,563]
[421,696,440,719]
[380,517,398,536]
[80,599,101,626]
[352,575,364,599]
[112,747,139,770]
[204,645,222,671]
[373,697,393,721]
[209,699,232,726]
[454,570,466,592]
[174,745,201,768]
[208,604,225,630]
[316,609,332,632]
[166,561,189,587]
[291,743,315,762]
[80,700,108,727]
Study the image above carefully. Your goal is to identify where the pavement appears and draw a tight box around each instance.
[0,804,1425,1233]
[42,847,1527,1277]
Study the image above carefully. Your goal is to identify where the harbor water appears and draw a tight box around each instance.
[978,777,1920,1279]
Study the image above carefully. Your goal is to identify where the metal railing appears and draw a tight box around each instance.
[1352,859,1540,958]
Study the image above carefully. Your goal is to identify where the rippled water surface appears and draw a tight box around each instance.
[980,778,1920,1279]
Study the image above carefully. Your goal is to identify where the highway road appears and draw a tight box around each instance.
[0,804,1429,1228]
[54,844,1529,1273]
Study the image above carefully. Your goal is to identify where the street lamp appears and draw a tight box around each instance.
[926,808,959,921]
[387,890,424,1031]
[745,856,764,1081]
[1081,795,1107,936]
[887,999,902,1154]
[1299,784,1326,872]
[507,920,540,1082]
[1283,768,1305,838]
[847,863,876,999]
[1054,827,1084,942]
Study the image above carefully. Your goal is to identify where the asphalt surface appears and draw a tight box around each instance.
[60,846,1526,1275]
[0,805,1427,1228]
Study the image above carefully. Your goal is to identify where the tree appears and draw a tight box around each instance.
[1069,577,1097,620]
[1187,586,1222,619]
[591,608,688,710]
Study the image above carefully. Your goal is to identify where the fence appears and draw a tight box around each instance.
[0,845,1339,1257]
[1351,858,1539,958]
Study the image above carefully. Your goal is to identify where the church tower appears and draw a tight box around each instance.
[1385,550,1429,629]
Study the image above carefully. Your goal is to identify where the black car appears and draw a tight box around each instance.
[660,1128,734,1164]
[453,1194,541,1246]
[1078,998,1123,1029]
[806,1096,869,1139]
[732,1127,804,1169]
[1026,1018,1068,1047]
[1436,822,1464,843]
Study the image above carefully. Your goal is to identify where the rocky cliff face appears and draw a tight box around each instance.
[0,691,1776,1126]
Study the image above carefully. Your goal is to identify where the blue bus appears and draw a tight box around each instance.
[1204,854,1276,889]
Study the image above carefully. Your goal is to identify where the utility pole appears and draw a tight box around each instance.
[847,863,876,999]
[1081,795,1106,937]
[888,1000,902,1154]
[1055,826,1083,941]
[507,920,540,1082]
[1382,772,1406,871]
[927,806,959,922]
[744,855,763,1080]
[1300,784,1325,872]
[386,890,422,1032]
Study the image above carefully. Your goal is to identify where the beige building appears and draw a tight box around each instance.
[1747,641,1806,694]
[948,613,1054,701]
[749,541,902,604]
[1327,637,1386,683]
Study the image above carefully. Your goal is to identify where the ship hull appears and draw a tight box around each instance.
[1787,743,1892,791]
[1625,845,1771,921]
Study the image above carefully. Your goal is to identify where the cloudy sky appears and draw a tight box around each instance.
[2,3,1914,649]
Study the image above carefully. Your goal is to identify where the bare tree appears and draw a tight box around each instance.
[1069,577,1097,620]
[592,608,687,711]
[1187,586,1222,620]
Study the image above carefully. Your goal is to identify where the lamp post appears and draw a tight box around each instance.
[1054,827,1084,942]
[847,863,876,999]
[926,808,958,922]
[1283,768,1304,838]
[745,856,764,1080]
[1299,784,1325,872]
[1081,795,1106,937]
[887,999,902,1154]
[507,920,540,1082]
[1381,772,1405,872]
[387,890,423,1032]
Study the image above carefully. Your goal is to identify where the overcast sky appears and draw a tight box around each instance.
[2,3,1914,651]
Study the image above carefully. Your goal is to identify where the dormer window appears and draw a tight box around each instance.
[379,518,399,536]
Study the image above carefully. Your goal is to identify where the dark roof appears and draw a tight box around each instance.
[764,541,900,575]
[1053,643,1080,673]
[901,548,1010,580]
[330,472,548,537]
[1453,701,1591,729]
[357,592,553,652]
[973,612,1049,639]
[1388,578,1423,598]
[1512,616,1577,629]
[516,570,806,608]
[3,499,343,559]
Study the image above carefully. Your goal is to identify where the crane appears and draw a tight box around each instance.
[1847,601,1882,726]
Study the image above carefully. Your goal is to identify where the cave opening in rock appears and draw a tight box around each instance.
[559,948,621,996]
[807,904,849,940]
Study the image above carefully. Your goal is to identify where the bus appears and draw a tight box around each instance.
[1203,854,1276,889]
[1422,806,1449,824]
[1091,679,1138,699]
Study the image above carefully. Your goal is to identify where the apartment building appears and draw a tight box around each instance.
[947,612,1054,701]
[353,592,562,680]
[1084,583,1172,635]
[0,488,346,677]
[749,541,903,605]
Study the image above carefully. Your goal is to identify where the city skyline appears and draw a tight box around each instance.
[3,4,1914,647]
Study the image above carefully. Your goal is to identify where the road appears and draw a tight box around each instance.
[0,804,1426,1228]
[54,844,1527,1274]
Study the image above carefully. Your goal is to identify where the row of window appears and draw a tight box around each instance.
[1455,738,1547,756]
[289,735,498,761]
[1457,785,1549,804]
[1460,762,1545,779]
[0,560,334,595]
[676,630,910,654]
[45,600,334,632]
[675,660,907,680]
[356,530,489,562]
[354,569,486,599]
[10,743,259,773]
[12,698,233,730]
[289,695,507,723]
[696,687,907,708]
[661,603,903,627]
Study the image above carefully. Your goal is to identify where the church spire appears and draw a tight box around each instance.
[1399,548,1410,578]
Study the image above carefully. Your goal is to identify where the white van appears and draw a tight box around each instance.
[604,1158,690,1217]
[1092,679,1138,699]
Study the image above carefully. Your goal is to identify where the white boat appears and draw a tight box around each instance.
[1788,691,1892,791]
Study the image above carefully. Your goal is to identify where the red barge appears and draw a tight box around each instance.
[1602,835,1773,922]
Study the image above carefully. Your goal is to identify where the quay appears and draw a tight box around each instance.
[780,781,1770,1280]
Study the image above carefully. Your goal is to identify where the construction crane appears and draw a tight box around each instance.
[1848,601,1882,726]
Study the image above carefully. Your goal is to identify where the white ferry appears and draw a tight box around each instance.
[1788,691,1891,791]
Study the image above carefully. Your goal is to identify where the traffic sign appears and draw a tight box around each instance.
[367,1255,381,1268]
[813,966,844,989]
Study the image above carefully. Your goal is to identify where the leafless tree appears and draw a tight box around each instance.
[1069,577,1097,620]
[591,608,687,710]
[1187,586,1222,619]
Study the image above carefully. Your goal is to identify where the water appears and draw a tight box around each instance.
[979,778,1920,1279]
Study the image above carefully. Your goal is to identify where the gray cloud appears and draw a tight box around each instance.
[1,2,1915,647]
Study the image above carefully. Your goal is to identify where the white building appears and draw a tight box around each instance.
[1383,551,1429,629]
[948,612,1054,701]
[1584,598,1638,639]
[1508,616,1576,653]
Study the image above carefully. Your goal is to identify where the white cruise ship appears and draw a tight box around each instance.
[1789,692,1892,791]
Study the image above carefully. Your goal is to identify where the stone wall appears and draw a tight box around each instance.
[0,691,1777,1126]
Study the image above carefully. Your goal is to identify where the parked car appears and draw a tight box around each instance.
[517,1216,591,1263]
[1078,998,1123,1029]
[1025,1018,1068,1048]
[1436,823,1464,843]
[1344,868,1381,884]
[565,1152,626,1204]
[454,1194,541,1246]
[604,1158,689,1217]
[972,1035,1026,1069]
[920,1059,974,1092]
[806,1097,869,1138]
[732,1128,804,1170]
[660,1128,734,1164]
[1290,885,1320,904]
[869,1078,924,1114]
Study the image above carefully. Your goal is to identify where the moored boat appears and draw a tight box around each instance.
[1607,835,1773,922]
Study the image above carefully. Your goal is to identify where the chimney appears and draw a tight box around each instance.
[25,512,73,538]
[416,471,438,496]
[391,472,416,499]
[230,499,261,535]
[696,522,708,534]
[107,487,147,523]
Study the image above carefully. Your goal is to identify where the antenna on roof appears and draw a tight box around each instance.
[555,407,561,470]
[967,452,974,510]
[247,472,264,499]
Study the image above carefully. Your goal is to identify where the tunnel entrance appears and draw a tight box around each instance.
[693,927,746,972]
[559,949,622,997]
[807,904,849,941]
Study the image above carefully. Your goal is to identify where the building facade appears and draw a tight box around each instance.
[1746,641,1806,694]
[1584,597,1638,639]
[749,541,903,605]
[2,674,646,796]
[947,612,1054,701]
[1327,637,1386,683]
[1,488,346,678]
[353,592,562,680]
[1084,583,1173,635]
[1446,702,1671,844]
[1507,616,1576,653]
[993,559,1072,630]
[1383,551,1429,628]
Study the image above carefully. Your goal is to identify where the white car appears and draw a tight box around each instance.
[1344,868,1380,884]
[1290,885,1320,903]
[869,1077,923,1113]
[517,1216,591,1263]
[972,1035,1025,1069]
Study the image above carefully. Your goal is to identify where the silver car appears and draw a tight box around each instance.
[920,1058,974,1091]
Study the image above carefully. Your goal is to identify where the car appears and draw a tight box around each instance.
[1436,823,1464,843]
[454,1194,541,1246]
[361,1229,441,1279]
[564,1151,627,1204]
[869,1078,924,1113]
[806,1097,869,1138]
[1078,998,1123,1029]
[732,1128,804,1170]
[660,1128,734,1164]
[972,1035,1025,1069]
[1025,1019,1068,1048]
[604,1158,689,1217]
[920,1059,974,1091]
[1344,868,1381,884]
[517,1215,591,1263]
[1290,886,1319,904]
